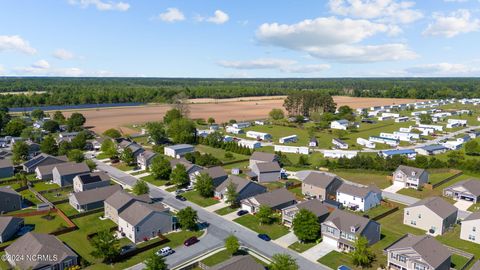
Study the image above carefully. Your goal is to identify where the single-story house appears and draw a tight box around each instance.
[118,202,174,243]
[404,197,458,236]
[73,171,110,193]
[104,189,152,224]
[415,144,449,156]
[0,187,22,213]
[0,216,23,243]
[443,179,480,203]
[321,209,381,252]
[336,184,382,212]
[282,199,330,228]
[164,144,194,158]
[69,185,122,212]
[461,211,480,244]
[379,149,416,159]
[385,234,451,270]
[393,165,429,189]
[330,120,349,130]
[22,154,68,173]
[52,162,90,187]
[323,150,358,159]
[249,161,281,183]
[137,150,157,170]
[332,138,348,149]
[5,232,78,270]
[0,159,14,179]
[241,188,296,213]
[214,176,267,202]
[302,172,343,201]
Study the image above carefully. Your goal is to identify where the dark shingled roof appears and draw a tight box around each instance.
[385,234,451,269]
[71,185,122,205]
[337,183,381,198]
[119,202,170,226]
[105,189,152,210]
[210,255,264,270]
[244,188,296,208]
[464,211,480,222]
[0,216,23,235]
[75,172,110,184]
[294,199,331,217]
[202,166,227,179]
[253,161,281,173]
[396,165,426,178]
[447,179,480,197]
[407,196,457,219]
[53,162,90,176]
[250,151,276,162]
[324,209,376,235]
[303,172,341,189]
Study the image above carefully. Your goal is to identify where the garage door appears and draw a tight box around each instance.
[393,180,405,187]
[322,236,338,248]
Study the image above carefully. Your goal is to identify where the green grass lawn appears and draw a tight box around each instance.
[318,251,353,269]
[140,174,168,186]
[0,181,22,190]
[196,144,250,163]
[182,190,219,207]
[31,181,60,192]
[427,169,461,185]
[334,169,392,189]
[0,251,10,269]
[86,230,203,270]
[362,203,397,219]
[467,202,480,212]
[19,189,42,205]
[55,202,78,216]
[288,241,317,253]
[233,214,289,240]
[165,186,177,192]
[42,188,73,202]
[130,170,147,176]
[95,152,109,160]
[215,206,239,215]
[24,212,69,233]
[113,162,136,171]
[437,225,480,264]
[450,254,470,270]
[200,249,232,267]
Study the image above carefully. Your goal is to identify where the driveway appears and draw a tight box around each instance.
[274,232,298,248]
[454,200,474,211]
[383,184,404,193]
[301,241,336,262]
[204,201,228,212]
[223,211,240,221]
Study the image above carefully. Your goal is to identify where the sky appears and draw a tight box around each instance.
[0,0,480,78]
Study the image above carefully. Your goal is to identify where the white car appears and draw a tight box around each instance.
[156,246,174,257]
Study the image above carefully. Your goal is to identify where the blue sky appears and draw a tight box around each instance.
[0,0,479,77]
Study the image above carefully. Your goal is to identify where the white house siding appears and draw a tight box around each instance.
[336,192,381,212]
[119,212,173,243]
[460,219,480,244]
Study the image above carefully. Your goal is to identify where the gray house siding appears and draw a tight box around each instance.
[0,193,22,213]
[0,219,23,243]
[362,221,381,245]
[133,213,173,243]
[0,166,14,179]
[69,196,104,212]
[257,171,280,183]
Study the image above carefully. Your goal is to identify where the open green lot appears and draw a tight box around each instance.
[95,152,109,160]
[334,169,392,189]
[182,190,219,207]
[41,188,73,203]
[19,189,42,205]
[426,169,461,185]
[288,241,317,253]
[437,225,480,265]
[215,206,239,216]
[140,174,168,186]
[31,181,60,192]
[196,144,250,163]
[397,173,472,201]
[113,162,136,171]
[233,214,289,240]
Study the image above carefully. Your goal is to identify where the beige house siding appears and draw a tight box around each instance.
[460,219,480,244]
[403,205,455,236]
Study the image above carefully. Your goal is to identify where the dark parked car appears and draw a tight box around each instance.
[257,233,271,241]
[175,195,186,201]
[184,236,199,246]
[120,244,136,255]
[237,210,248,216]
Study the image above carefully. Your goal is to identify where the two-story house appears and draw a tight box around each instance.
[214,176,267,203]
[52,162,90,187]
[104,190,152,224]
[460,211,480,244]
[302,172,343,201]
[240,188,296,214]
[321,209,381,252]
[73,172,110,192]
[282,199,330,228]
[385,234,451,270]
[336,184,382,212]
[404,197,458,236]
[393,165,429,189]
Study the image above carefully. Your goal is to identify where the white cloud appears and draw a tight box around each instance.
[0,65,5,75]
[444,0,468,2]
[155,8,185,23]
[68,0,130,11]
[197,10,229,24]
[328,0,423,24]
[53,49,75,60]
[256,17,417,62]
[0,35,36,54]
[218,58,330,73]
[405,62,478,75]
[14,60,85,76]
[31,60,50,69]
[423,9,480,38]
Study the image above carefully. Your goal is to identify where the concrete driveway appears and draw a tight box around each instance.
[383,184,404,193]
[223,211,240,221]
[274,232,298,248]
[301,241,336,262]
[455,200,474,211]
[204,201,228,212]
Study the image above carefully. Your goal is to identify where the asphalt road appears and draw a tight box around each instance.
[95,160,329,270]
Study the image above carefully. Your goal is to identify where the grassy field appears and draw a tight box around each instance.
[95,152,109,160]
[437,225,480,265]
[113,162,136,171]
[196,144,250,163]
[42,188,73,202]
[334,170,392,189]
[427,169,461,185]
[468,203,480,212]
[288,241,317,253]
[233,214,289,240]
[215,206,239,215]
[19,189,43,205]
[24,212,70,233]
[182,190,219,207]
[140,174,168,186]
[31,181,60,192]
[55,202,78,216]
[361,204,397,219]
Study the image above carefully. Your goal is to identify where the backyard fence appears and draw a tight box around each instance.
[424,169,463,190]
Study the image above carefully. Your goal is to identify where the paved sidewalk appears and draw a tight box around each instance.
[301,241,335,262]
[274,232,298,248]
[133,172,151,179]
[204,201,228,212]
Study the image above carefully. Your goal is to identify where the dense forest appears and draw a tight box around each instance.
[0,77,479,108]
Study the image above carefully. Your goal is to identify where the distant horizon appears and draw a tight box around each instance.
[1,1,480,77]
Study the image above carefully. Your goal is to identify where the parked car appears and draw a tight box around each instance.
[175,189,185,195]
[156,246,174,257]
[237,210,248,216]
[257,234,271,241]
[120,244,136,255]
[184,236,199,246]
[175,195,186,201]
[337,265,351,270]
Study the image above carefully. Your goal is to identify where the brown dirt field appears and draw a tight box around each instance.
[62,96,423,134]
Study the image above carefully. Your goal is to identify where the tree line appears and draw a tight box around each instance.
[1,77,480,108]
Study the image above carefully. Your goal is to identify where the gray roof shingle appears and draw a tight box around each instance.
[337,184,381,198]
[447,179,480,197]
[396,165,426,178]
[105,189,152,210]
[324,209,377,235]
[303,172,341,189]
[244,188,296,208]
[71,185,122,205]
[53,162,90,176]
[407,197,457,219]
[250,152,276,162]
[119,202,170,226]
[210,255,264,270]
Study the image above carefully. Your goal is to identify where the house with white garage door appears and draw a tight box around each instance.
[393,165,429,189]
[443,179,480,203]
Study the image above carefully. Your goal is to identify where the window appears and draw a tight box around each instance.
[418,214,421,218]
[469,235,476,241]
[406,211,409,215]
[414,263,426,270]
[473,227,476,232]
[398,255,406,263]
[410,220,416,225]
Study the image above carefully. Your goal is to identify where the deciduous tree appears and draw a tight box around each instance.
[91,230,120,263]
[195,172,214,198]
[269,254,299,270]
[41,135,58,155]
[133,180,149,195]
[177,206,198,231]
[225,235,239,256]
[170,164,190,188]
[292,209,320,242]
